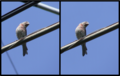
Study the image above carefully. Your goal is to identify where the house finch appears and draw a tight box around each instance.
[16,21,29,56]
[75,21,89,56]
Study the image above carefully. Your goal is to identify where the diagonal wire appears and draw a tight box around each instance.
[1,1,40,22]
[2,41,18,74]
[21,1,59,15]
[1,22,59,53]
[61,22,119,54]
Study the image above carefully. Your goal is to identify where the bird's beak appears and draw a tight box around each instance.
[85,24,88,27]
[26,24,29,27]
[26,22,29,27]
[85,22,89,27]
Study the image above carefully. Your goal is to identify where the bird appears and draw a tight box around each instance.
[75,21,89,56]
[16,21,29,56]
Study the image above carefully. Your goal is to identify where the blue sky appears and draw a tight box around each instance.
[2,2,59,74]
[61,2,118,74]
[1,1,119,75]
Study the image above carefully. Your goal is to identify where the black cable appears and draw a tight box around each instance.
[1,1,40,22]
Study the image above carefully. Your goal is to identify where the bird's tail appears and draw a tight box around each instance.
[22,43,28,56]
[82,43,87,56]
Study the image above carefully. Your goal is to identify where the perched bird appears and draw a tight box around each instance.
[75,21,89,56]
[16,21,29,56]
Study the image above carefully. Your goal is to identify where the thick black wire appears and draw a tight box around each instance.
[1,1,40,22]
[2,41,18,74]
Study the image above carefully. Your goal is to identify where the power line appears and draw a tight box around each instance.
[1,2,59,74]
[21,1,59,15]
[2,41,18,74]
[1,1,40,22]
[61,22,119,54]
[1,22,59,53]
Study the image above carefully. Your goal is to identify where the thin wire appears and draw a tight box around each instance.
[2,41,18,74]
